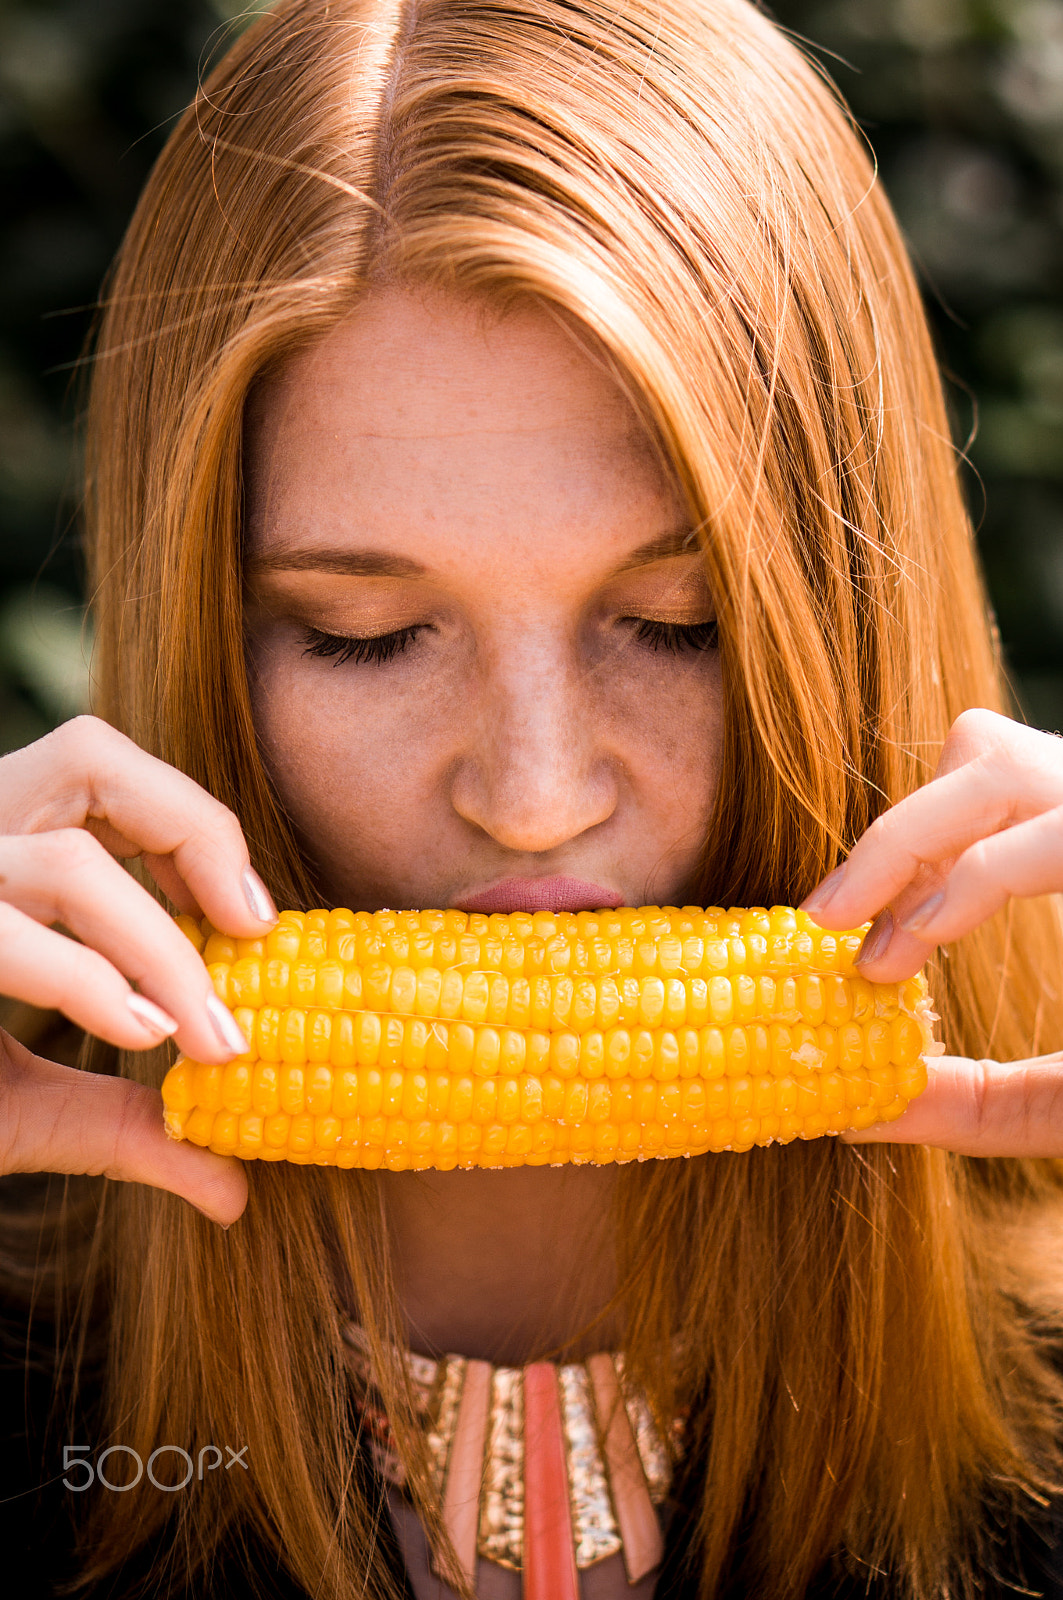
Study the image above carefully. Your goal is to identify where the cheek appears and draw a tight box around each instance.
[607,652,723,797]
[246,638,461,869]
[599,650,723,888]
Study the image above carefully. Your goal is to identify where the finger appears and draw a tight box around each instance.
[0,900,250,1064]
[0,717,277,937]
[0,831,251,1064]
[853,805,1063,981]
[845,908,935,984]
[0,1034,247,1225]
[801,731,1063,931]
[841,1052,1063,1158]
[930,706,1036,779]
[138,851,200,915]
[886,806,1063,950]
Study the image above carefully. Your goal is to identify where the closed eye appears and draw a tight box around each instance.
[300,624,424,666]
[627,618,718,653]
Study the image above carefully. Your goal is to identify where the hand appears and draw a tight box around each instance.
[0,716,278,1224]
[801,707,1063,1156]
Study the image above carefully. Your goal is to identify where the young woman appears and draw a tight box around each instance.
[4,1,1063,1596]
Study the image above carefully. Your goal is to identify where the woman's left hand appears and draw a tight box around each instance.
[801,707,1063,1156]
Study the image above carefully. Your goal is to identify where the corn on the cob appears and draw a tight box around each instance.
[161,905,938,1171]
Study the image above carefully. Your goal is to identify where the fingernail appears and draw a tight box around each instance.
[127,993,179,1036]
[205,992,250,1057]
[855,908,893,967]
[800,864,846,916]
[899,889,945,934]
[242,866,277,926]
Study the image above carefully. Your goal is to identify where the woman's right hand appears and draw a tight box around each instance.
[0,715,278,1226]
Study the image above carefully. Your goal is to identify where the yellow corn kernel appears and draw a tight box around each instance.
[163,904,940,1170]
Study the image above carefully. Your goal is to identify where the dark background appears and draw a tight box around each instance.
[1,0,1060,752]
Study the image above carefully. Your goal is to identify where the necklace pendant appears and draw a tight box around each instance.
[523,1362,580,1599]
[342,1323,674,1592]
[480,1364,524,1568]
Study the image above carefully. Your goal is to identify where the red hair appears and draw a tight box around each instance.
[50,0,1063,1594]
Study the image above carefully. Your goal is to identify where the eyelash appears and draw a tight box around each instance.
[300,616,719,666]
[627,618,719,653]
[301,625,422,665]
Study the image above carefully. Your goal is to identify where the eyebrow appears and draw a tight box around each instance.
[245,548,427,579]
[614,527,702,570]
[245,526,701,582]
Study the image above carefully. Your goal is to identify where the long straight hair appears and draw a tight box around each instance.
[46,0,1063,1593]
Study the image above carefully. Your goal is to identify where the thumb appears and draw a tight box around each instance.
[842,1051,1063,1158]
[0,1033,247,1225]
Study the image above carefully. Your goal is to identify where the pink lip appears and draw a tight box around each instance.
[456,876,625,915]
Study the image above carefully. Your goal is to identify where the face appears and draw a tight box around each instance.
[244,286,723,915]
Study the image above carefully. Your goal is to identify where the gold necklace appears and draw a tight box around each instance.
[340,1321,679,1597]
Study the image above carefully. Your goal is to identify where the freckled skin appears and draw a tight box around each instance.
[244,287,722,914]
[243,285,723,1373]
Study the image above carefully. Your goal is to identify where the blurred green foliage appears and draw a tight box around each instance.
[0,0,236,749]
[774,0,1063,729]
[0,0,1060,752]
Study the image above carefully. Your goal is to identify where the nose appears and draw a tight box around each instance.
[450,642,618,855]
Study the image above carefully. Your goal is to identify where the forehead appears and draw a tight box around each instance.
[243,286,681,568]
